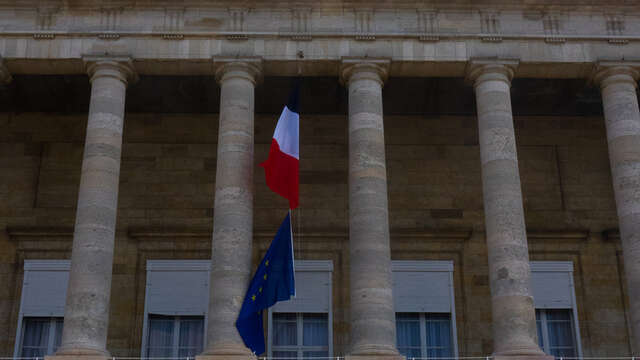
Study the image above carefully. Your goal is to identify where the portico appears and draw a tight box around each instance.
[1,1,640,358]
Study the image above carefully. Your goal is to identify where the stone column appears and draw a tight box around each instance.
[341,59,402,360]
[467,60,548,358]
[52,56,136,359]
[594,62,640,355]
[199,59,261,360]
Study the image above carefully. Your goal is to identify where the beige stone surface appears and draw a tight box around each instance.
[344,355,406,360]
[196,355,257,360]
[45,355,110,360]
[204,60,261,356]
[0,1,640,78]
[594,62,640,355]
[54,57,136,357]
[342,59,399,356]
[468,60,544,356]
[0,108,633,356]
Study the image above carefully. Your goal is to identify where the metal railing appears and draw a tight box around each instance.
[1,357,637,360]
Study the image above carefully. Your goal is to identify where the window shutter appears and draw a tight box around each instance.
[22,260,70,317]
[146,260,210,316]
[272,260,333,313]
[531,261,574,309]
[392,261,453,313]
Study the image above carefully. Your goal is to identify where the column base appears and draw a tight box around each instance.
[493,356,554,360]
[45,356,110,360]
[196,355,257,360]
[345,355,406,360]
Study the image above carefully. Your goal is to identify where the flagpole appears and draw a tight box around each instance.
[289,207,296,297]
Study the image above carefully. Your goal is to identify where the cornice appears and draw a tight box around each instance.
[0,5,639,44]
[2,1,640,11]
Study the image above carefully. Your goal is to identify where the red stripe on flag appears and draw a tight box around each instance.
[260,138,299,209]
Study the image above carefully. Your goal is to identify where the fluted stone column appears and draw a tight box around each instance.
[51,56,136,359]
[341,59,402,360]
[468,60,549,358]
[594,62,640,355]
[199,59,261,360]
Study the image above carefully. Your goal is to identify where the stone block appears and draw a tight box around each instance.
[493,356,554,360]
[45,355,110,360]
[195,355,257,360]
[345,355,406,360]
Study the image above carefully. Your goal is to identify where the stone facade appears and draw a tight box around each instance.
[1,0,639,358]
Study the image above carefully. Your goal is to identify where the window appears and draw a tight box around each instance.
[268,260,333,358]
[142,260,210,357]
[531,261,583,358]
[392,261,459,358]
[147,315,204,357]
[396,313,453,358]
[20,317,63,357]
[272,313,329,358]
[536,309,578,357]
[14,260,69,359]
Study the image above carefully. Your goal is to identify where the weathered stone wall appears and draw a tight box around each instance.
[0,107,630,355]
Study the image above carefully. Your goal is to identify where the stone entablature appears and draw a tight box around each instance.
[0,1,639,40]
[0,1,639,77]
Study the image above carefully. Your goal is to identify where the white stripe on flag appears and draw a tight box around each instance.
[272,106,300,160]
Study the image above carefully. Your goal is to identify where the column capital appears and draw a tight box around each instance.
[466,58,519,87]
[592,61,640,89]
[0,56,12,85]
[340,58,390,87]
[83,55,138,86]
[213,57,263,85]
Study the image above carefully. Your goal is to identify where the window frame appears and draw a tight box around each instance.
[396,312,455,358]
[14,260,70,359]
[141,260,211,358]
[18,317,63,357]
[145,314,205,358]
[392,260,459,358]
[267,260,333,358]
[271,312,330,357]
[530,261,583,358]
[536,309,579,356]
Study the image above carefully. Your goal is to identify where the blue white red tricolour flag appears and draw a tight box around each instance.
[260,81,300,209]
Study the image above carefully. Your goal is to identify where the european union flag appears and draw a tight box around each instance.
[236,212,295,354]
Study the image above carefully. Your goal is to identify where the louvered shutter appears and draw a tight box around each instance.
[146,260,210,316]
[21,260,70,317]
[392,261,453,313]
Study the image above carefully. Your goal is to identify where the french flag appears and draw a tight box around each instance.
[260,82,300,209]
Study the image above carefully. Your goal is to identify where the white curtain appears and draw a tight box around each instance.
[425,313,452,357]
[302,314,328,346]
[178,318,204,357]
[273,313,329,358]
[302,314,328,358]
[273,350,297,358]
[546,310,576,357]
[54,318,63,352]
[274,313,297,346]
[21,318,50,358]
[147,316,205,358]
[396,313,421,359]
[536,310,545,349]
[147,316,174,358]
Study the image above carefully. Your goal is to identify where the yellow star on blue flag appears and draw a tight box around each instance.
[236,212,295,355]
